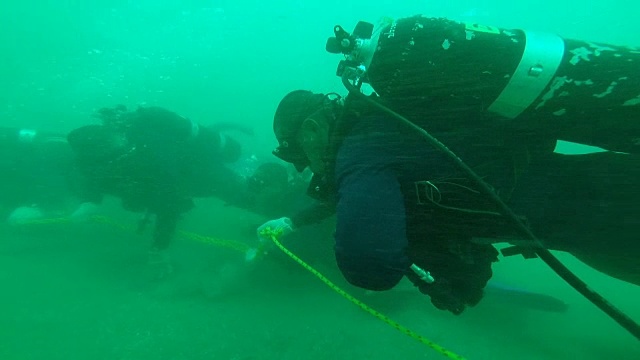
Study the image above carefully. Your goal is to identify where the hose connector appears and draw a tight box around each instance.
[410,263,435,284]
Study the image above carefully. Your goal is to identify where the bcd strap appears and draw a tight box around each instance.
[415,178,540,259]
[472,238,539,259]
[501,245,538,259]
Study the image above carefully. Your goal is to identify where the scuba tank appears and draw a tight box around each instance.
[326,16,640,154]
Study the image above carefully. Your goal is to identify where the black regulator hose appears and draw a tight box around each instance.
[341,76,640,341]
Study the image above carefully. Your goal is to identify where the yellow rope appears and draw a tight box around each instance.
[259,227,466,360]
[16,216,467,359]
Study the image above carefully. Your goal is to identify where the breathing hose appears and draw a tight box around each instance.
[341,75,640,341]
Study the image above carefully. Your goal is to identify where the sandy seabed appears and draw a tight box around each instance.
[1,200,638,360]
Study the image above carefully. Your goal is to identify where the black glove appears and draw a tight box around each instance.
[407,274,466,314]
[407,241,498,315]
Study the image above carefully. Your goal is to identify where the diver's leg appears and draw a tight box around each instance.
[516,152,640,285]
[146,210,180,279]
[151,211,179,251]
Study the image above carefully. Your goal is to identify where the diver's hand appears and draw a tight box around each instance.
[70,202,99,223]
[407,268,491,315]
[246,217,295,263]
[408,243,498,315]
[7,206,44,226]
[413,277,471,315]
[256,217,295,241]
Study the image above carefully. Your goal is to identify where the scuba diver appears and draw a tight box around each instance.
[0,126,76,225]
[256,15,640,317]
[67,105,248,274]
[259,89,640,314]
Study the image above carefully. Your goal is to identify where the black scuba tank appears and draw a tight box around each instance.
[327,15,640,154]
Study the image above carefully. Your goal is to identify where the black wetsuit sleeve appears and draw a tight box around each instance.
[191,165,250,207]
[290,202,336,228]
[331,124,412,291]
[333,160,410,290]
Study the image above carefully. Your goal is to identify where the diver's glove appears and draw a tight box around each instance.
[408,274,478,315]
[407,243,498,315]
[256,217,295,240]
[70,202,99,223]
[247,217,295,262]
[7,205,44,226]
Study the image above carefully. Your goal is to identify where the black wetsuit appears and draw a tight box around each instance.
[286,100,640,313]
[68,107,246,250]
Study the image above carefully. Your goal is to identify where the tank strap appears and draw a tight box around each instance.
[488,31,565,119]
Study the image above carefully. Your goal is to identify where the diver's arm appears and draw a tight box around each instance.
[289,201,336,228]
[333,162,410,291]
[191,164,259,211]
[0,127,67,146]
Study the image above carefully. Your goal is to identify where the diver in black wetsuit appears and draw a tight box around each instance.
[67,105,247,268]
[257,90,640,314]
